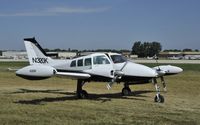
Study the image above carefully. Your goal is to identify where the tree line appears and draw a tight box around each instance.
[163,49,199,52]
[131,41,162,57]
[1,42,199,58]
[131,41,200,58]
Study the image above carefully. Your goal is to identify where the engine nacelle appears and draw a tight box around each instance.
[16,65,56,80]
[153,65,183,76]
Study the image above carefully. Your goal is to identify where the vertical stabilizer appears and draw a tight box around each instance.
[24,37,53,65]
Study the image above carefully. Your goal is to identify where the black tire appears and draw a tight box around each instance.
[77,90,88,99]
[122,87,131,96]
[154,94,164,103]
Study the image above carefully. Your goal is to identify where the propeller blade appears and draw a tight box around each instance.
[120,60,128,71]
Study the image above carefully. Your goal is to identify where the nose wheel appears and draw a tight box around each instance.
[154,94,164,103]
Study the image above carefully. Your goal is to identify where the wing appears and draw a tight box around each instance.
[56,72,91,79]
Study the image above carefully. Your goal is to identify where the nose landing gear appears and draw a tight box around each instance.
[154,93,164,103]
[153,78,164,103]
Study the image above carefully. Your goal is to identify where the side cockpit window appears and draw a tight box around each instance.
[93,55,110,65]
[70,60,76,67]
[111,55,127,63]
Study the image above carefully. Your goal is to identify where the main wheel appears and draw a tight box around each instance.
[77,90,88,99]
[122,87,131,96]
[154,94,164,103]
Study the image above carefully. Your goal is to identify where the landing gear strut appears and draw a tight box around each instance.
[76,79,88,99]
[122,83,132,96]
[161,76,167,92]
[153,78,164,103]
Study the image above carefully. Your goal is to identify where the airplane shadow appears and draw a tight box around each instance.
[12,88,154,105]
[10,88,72,95]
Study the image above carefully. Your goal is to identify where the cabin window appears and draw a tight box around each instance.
[70,60,76,67]
[93,55,110,65]
[85,58,92,66]
[77,59,83,67]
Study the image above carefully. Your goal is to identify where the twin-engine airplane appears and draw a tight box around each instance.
[16,38,183,103]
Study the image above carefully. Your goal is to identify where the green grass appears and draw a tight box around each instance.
[0,62,200,125]
[0,61,28,72]
[0,61,28,67]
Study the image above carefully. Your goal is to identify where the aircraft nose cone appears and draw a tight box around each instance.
[122,62,158,77]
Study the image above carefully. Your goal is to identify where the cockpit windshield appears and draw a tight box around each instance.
[110,55,127,63]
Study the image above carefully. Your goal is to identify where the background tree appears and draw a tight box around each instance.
[150,41,162,57]
[132,41,162,57]
[131,41,142,56]
[163,49,181,52]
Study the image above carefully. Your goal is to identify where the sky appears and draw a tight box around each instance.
[0,0,200,50]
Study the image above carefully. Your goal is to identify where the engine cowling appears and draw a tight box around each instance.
[153,65,183,76]
[16,65,56,80]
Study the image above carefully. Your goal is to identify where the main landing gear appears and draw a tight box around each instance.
[76,79,88,99]
[121,83,132,96]
[153,78,164,103]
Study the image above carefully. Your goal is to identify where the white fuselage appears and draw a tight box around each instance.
[45,53,158,83]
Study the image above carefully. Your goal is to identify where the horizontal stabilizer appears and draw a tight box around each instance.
[8,68,19,71]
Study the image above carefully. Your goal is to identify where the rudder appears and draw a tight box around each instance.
[24,37,53,65]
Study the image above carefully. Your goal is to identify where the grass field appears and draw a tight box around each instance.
[0,62,200,125]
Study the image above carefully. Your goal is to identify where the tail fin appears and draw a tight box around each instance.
[24,37,53,65]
